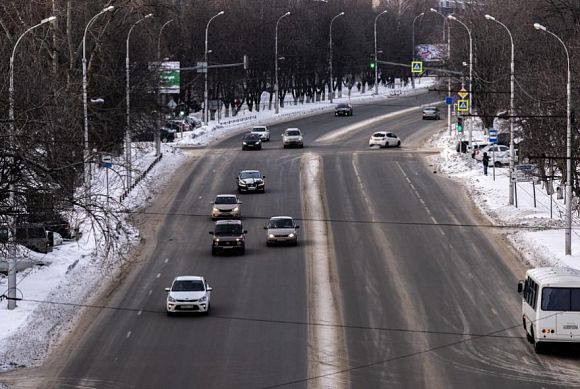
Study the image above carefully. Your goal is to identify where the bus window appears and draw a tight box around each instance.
[542,287,580,311]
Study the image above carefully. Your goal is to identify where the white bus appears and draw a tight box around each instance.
[518,267,580,353]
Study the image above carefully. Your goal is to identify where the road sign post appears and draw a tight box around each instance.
[411,61,423,74]
[457,100,469,112]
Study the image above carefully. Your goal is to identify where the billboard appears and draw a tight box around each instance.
[415,44,448,62]
[150,61,180,94]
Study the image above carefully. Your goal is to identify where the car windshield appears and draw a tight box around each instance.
[269,219,294,228]
[424,107,437,112]
[215,196,237,204]
[252,128,265,132]
[172,280,205,292]
[243,134,259,140]
[286,130,301,136]
[214,224,242,235]
[373,133,386,138]
[337,104,349,108]
[240,171,262,179]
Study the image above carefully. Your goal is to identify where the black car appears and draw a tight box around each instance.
[236,170,266,193]
[242,133,262,150]
[335,103,353,116]
[160,127,176,143]
[209,220,247,255]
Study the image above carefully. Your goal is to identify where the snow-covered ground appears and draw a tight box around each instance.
[1,77,578,372]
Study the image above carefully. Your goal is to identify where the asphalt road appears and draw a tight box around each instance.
[5,90,580,388]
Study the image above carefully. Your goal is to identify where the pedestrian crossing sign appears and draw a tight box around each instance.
[411,61,423,74]
[457,100,469,112]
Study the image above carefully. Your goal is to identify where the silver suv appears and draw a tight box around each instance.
[282,128,304,148]
[210,194,242,220]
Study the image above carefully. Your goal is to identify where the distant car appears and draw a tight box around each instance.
[242,133,262,150]
[265,216,300,246]
[165,120,191,132]
[210,194,242,219]
[250,126,270,141]
[165,275,212,315]
[335,103,353,116]
[474,144,515,167]
[282,128,304,148]
[368,131,401,148]
[422,106,441,120]
[185,116,202,128]
[236,170,266,193]
[209,220,247,255]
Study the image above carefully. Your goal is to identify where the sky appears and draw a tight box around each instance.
[1,77,578,372]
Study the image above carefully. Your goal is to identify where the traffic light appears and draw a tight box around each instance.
[457,117,463,133]
[370,61,376,69]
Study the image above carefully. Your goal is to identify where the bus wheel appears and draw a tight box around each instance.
[534,341,545,354]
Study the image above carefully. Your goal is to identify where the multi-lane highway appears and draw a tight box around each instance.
[6,91,580,388]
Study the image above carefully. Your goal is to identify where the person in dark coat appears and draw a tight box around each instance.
[482,152,490,176]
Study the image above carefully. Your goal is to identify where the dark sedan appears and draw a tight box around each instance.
[335,103,353,116]
[242,133,262,150]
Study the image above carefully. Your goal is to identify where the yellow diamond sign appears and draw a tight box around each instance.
[458,88,468,99]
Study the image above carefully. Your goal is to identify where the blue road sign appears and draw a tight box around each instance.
[445,96,453,105]
[104,162,113,169]
[489,129,498,144]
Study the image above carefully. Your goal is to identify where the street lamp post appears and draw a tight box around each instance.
[83,6,114,198]
[485,15,515,206]
[204,11,224,125]
[534,22,573,255]
[411,12,425,89]
[275,12,291,114]
[7,15,56,310]
[430,8,451,136]
[448,15,473,151]
[156,19,174,156]
[126,13,153,190]
[374,10,388,95]
[329,12,344,104]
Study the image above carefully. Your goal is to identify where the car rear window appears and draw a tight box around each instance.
[287,130,301,136]
[252,128,265,132]
[373,133,386,138]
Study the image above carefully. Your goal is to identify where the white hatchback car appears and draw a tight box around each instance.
[265,216,300,246]
[474,144,515,167]
[369,131,401,148]
[165,276,212,315]
[250,126,270,141]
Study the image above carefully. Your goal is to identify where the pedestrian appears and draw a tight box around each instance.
[482,152,490,176]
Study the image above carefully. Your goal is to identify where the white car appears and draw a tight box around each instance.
[282,128,304,148]
[210,194,242,219]
[265,216,300,246]
[369,131,401,148]
[47,231,63,246]
[474,144,515,167]
[165,276,212,315]
[250,126,270,141]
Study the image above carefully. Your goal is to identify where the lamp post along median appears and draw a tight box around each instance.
[329,12,344,103]
[275,12,290,114]
[534,23,572,255]
[204,11,224,125]
[448,15,473,151]
[374,10,388,95]
[156,19,174,156]
[430,8,451,136]
[126,13,153,190]
[485,15,515,206]
[7,15,56,310]
[411,12,424,89]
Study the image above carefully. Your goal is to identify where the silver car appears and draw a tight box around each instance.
[265,216,300,246]
[210,194,242,220]
[282,128,304,148]
[250,126,270,141]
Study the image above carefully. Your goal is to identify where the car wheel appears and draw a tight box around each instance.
[258,145,262,150]
[242,146,246,151]
[211,248,217,256]
[237,188,242,193]
[299,144,304,148]
[261,187,265,193]
[397,141,401,147]
[166,311,174,317]
[293,241,298,246]
[266,241,271,247]
[161,137,168,143]
[204,304,211,316]
[283,145,287,149]
[494,161,502,167]
[239,247,245,255]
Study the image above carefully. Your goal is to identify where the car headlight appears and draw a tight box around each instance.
[239,182,247,186]
[288,233,295,238]
[268,234,275,238]
[199,295,207,302]
[213,237,220,242]
[168,295,176,303]
[243,141,247,145]
[233,207,239,212]
[257,140,261,144]
[212,207,219,212]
